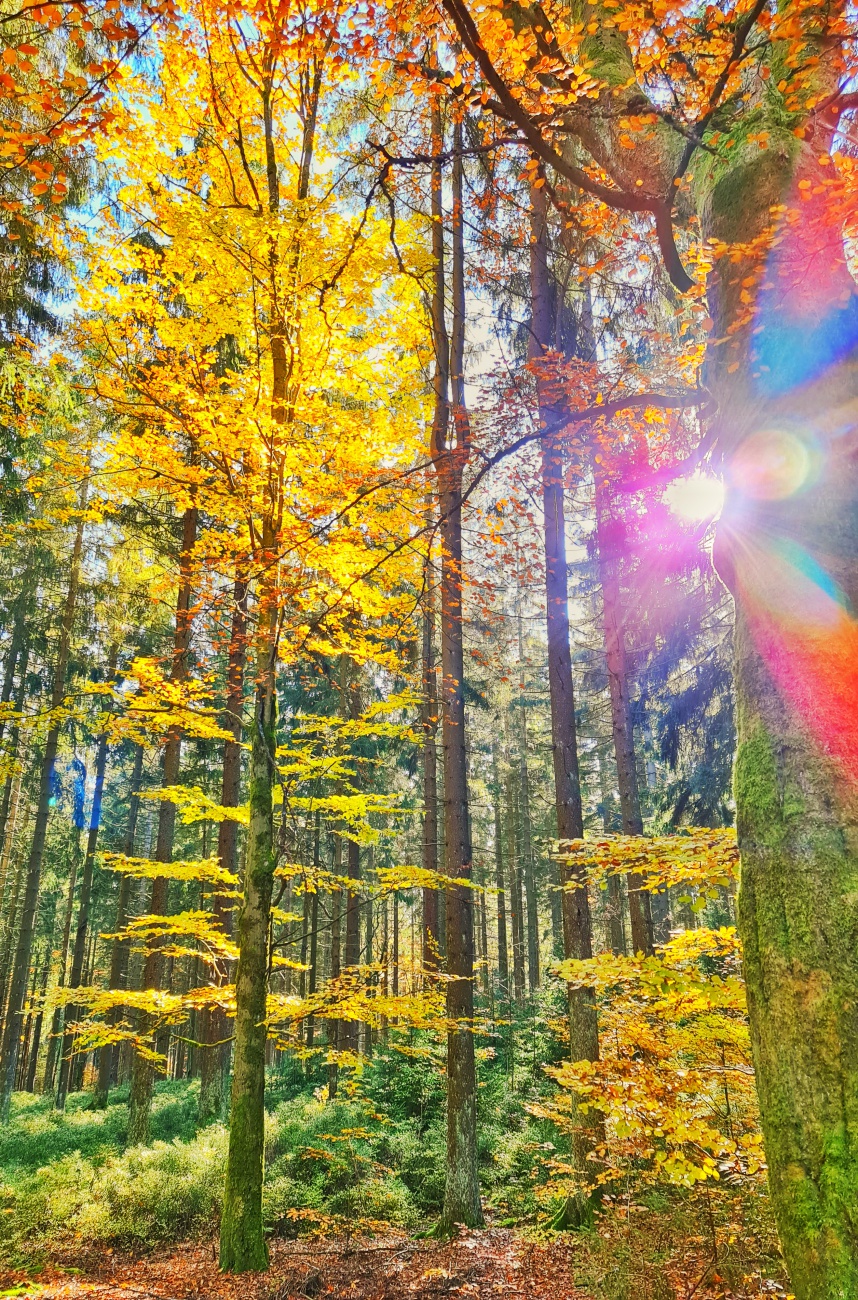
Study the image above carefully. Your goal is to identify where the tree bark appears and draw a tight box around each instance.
[219,583,278,1271]
[437,114,482,1233]
[706,126,858,1298]
[421,542,441,975]
[529,181,600,1225]
[516,685,540,991]
[0,507,85,1121]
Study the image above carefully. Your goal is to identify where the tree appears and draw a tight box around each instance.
[412,1,858,1289]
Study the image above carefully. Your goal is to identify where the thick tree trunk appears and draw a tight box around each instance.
[199,574,247,1125]
[0,509,84,1121]
[129,504,197,1145]
[706,131,858,1298]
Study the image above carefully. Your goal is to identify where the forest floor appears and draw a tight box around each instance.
[0,1220,791,1300]
[1,1230,589,1300]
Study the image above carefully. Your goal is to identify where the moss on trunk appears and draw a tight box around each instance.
[218,621,277,1273]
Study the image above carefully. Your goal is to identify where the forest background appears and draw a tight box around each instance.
[0,1,855,1298]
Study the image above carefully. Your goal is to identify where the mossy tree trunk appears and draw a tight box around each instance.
[708,127,858,1299]
[219,588,278,1273]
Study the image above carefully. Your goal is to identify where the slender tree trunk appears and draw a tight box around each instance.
[477,865,489,995]
[597,750,627,955]
[94,743,144,1106]
[516,699,540,991]
[503,746,525,1005]
[56,649,118,1109]
[305,811,320,1055]
[25,948,51,1092]
[595,477,653,956]
[199,574,247,1125]
[529,181,600,1224]
[129,505,198,1144]
[0,509,85,1121]
[437,113,482,1233]
[491,743,510,998]
[422,541,440,975]
[0,650,30,1016]
[327,870,341,1099]
[391,890,398,997]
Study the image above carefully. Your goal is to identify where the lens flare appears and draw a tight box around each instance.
[731,428,813,500]
[664,473,725,522]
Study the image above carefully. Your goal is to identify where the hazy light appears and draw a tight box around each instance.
[732,428,812,500]
[665,473,725,522]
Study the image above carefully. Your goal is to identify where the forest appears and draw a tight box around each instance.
[0,1,855,1298]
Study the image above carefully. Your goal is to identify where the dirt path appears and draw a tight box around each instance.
[8,1230,591,1300]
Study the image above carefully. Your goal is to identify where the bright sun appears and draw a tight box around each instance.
[664,473,725,522]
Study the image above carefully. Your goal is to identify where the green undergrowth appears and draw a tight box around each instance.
[0,1017,573,1268]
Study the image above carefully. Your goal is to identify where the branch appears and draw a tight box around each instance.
[437,0,694,292]
[463,389,708,503]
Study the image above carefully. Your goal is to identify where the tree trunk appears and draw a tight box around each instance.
[0,508,85,1121]
[219,583,278,1272]
[199,573,247,1125]
[503,747,525,1005]
[305,811,320,1055]
[129,504,197,1145]
[595,475,653,956]
[491,743,510,999]
[25,947,51,1092]
[421,543,441,975]
[516,693,540,992]
[94,743,144,1106]
[529,181,600,1225]
[437,114,482,1233]
[327,870,341,1100]
[705,129,858,1298]
[57,648,117,1109]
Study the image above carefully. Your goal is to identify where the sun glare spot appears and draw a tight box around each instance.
[665,473,725,522]
[732,428,813,500]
